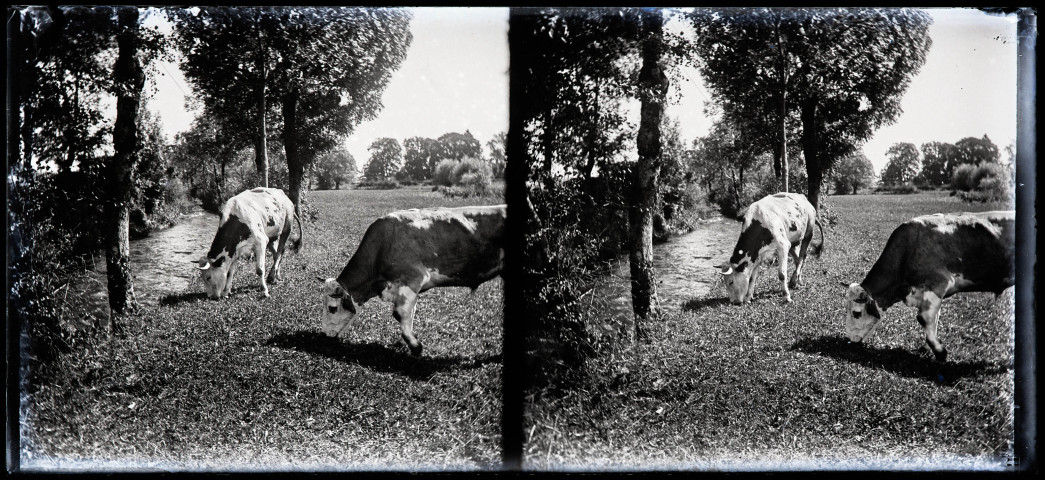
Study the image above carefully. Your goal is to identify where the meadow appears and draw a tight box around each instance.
[524,191,1017,470]
[20,186,504,471]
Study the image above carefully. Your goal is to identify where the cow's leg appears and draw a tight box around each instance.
[269,223,291,284]
[915,290,947,362]
[791,232,812,288]
[254,238,269,298]
[776,241,792,302]
[391,286,422,356]
[744,264,760,303]
[222,257,240,298]
[787,245,802,288]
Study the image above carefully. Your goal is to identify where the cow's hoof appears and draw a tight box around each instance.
[409,343,423,357]
[261,291,270,299]
[934,349,948,363]
[267,276,278,285]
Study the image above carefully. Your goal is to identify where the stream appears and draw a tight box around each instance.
[67,211,218,327]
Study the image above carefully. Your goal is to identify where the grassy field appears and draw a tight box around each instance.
[524,191,1016,470]
[21,186,504,471]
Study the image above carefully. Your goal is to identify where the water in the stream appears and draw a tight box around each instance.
[67,211,218,326]
[590,217,740,326]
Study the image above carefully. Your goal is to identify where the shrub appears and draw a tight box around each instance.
[433,159,457,187]
[355,178,400,190]
[951,163,979,192]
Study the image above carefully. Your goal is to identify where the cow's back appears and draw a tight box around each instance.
[867,211,1014,301]
[382,206,505,286]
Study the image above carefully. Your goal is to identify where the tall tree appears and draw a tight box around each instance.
[401,136,442,180]
[437,131,482,161]
[364,137,403,181]
[174,7,412,211]
[830,150,875,194]
[689,7,931,210]
[953,134,1001,165]
[880,142,921,186]
[486,131,506,178]
[627,8,668,339]
[314,149,356,189]
[917,141,959,187]
[689,8,805,192]
[104,6,146,323]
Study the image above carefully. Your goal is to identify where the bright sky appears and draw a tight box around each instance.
[149,7,1015,174]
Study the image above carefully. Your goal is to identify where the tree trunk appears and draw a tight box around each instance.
[800,98,823,211]
[776,23,789,193]
[254,29,268,187]
[282,86,303,213]
[105,6,144,327]
[779,89,789,192]
[627,10,668,342]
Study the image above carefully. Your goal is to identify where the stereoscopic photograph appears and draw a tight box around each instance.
[6,5,1035,474]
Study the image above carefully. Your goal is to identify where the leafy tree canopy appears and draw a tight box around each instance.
[365,137,403,181]
[880,142,921,186]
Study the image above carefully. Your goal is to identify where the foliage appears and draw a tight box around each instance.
[954,134,1001,165]
[486,132,507,179]
[915,135,1000,188]
[829,150,876,194]
[880,142,921,186]
[400,136,443,181]
[952,162,1013,205]
[364,137,404,181]
[313,149,356,190]
[432,159,458,187]
[437,131,483,162]
[172,7,413,207]
[354,178,401,190]
[688,8,932,208]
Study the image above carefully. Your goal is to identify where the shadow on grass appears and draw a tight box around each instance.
[159,292,208,306]
[791,335,1010,386]
[265,330,501,381]
[681,297,732,312]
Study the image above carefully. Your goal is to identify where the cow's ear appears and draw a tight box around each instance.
[866,299,881,318]
[341,297,356,314]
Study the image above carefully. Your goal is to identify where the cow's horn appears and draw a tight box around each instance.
[714,263,733,275]
[196,259,211,271]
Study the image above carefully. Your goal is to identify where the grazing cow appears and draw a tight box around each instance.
[715,192,824,304]
[318,204,506,356]
[844,210,1015,362]
[197,187,302,299]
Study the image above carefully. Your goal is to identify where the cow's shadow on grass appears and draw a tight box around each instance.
[159,292,208,306]
[791,335,1010,386]
[682,291,787,312]
[681,297,731,312]
[266,330,501,381]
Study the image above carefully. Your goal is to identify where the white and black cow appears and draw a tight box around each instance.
[844,210,1015,362]
[317,204,506,356]
[197,187,302,299]
[715,192,824,304]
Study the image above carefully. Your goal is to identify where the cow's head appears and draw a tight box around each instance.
[715,261,754,304]
[844,283,882,342]
[196,255,232,299]
[317,277,358,337]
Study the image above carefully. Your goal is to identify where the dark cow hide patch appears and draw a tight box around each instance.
[207,214,251,260]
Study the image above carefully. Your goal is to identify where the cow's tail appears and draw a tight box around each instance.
[812,218,825,258]
[290,205,304,252]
